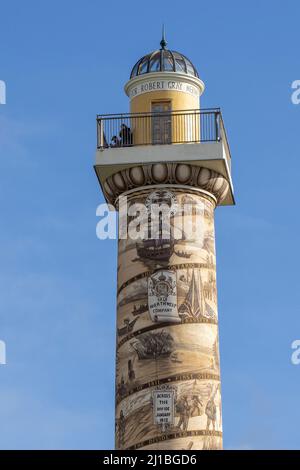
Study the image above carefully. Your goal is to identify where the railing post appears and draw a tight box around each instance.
[215,111,221,142]
[98,118,104,149]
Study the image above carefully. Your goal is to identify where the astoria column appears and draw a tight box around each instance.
[95,36,234,450]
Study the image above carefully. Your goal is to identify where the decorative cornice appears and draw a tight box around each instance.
[103,163,229,207]
[124,71,205,99]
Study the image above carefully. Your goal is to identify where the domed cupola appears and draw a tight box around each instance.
[124,30,205,113]
[130,34,199,79]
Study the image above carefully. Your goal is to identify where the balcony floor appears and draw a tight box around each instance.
[95,142,234,206]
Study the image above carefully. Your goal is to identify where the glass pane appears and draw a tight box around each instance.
[131,61,140,77]
[175,58,186,73]
[163,52,174,71]
[185,59,195,75]
[150,57,160,72]
[152,102,171,113]
[139,59,148,74]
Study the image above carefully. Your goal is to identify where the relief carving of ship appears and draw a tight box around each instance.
[130,330,174,360]
[136,190,178,262]
[136,237,175,262]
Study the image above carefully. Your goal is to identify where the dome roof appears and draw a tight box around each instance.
[130,35,199,79]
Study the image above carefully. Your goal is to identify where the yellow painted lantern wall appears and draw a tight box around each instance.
[130,89,199,114]
[126,76,203,146]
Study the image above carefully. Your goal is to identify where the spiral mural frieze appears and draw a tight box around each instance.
[116,188,223,450]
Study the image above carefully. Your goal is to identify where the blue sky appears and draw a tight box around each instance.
[0,0,300,449]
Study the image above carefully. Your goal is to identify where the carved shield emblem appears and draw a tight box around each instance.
[148,270,180,323]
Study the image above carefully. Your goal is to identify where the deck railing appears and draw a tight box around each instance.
[96,108,231,169]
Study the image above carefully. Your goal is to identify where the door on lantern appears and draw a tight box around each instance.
[151,101,172,145]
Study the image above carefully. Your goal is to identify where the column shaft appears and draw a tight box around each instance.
[115,187,222,450]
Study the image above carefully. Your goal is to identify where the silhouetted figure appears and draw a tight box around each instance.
[111,135,121,147]
[119,124,132,146]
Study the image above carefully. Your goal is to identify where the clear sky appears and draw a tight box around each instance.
[0,0,300,450]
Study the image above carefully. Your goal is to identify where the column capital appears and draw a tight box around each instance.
[102,163,229,208]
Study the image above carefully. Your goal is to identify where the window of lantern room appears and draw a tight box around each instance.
[151,101,172,145]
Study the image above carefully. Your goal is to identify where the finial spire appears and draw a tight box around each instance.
[160,24,167,50]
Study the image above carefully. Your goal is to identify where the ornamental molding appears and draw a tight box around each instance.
[102,163,229,207]
[124,71,205,100]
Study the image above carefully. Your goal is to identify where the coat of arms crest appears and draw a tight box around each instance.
[148,270,180,323]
